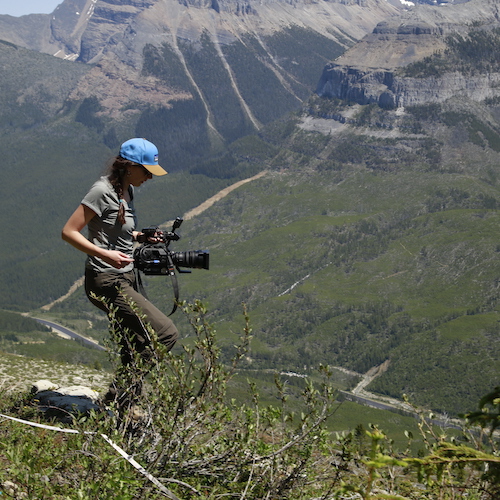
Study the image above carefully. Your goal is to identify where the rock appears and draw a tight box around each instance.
[31,379,59,393]
[2,481,28,499]
[316,0,500,108]
[54,385,100,400]
[316,64,500,108]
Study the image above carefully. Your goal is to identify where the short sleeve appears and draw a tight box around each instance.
[81,178,115,217]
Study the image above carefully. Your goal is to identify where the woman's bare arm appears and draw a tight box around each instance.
[62,204,134,269]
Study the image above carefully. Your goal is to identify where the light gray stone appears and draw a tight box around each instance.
[32,380,101,421]
[31,379,59,393]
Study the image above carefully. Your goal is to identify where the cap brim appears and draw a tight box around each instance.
[143,164,168,176]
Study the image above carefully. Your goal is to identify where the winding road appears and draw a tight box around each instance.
[31,318,463,430]
[33,317,105,351]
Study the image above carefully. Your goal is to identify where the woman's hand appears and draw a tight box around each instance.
[135,231,163,243]
[102,250,134,269]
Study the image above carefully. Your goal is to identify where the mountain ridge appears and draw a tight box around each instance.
[0,0,401,63]
[316,0,500,107]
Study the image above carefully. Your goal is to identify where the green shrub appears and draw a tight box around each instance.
[0,302,499,499]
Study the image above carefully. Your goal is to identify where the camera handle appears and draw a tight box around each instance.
[165,252,180,316]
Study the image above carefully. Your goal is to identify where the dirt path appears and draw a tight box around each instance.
[41,171,268,310]
[352,359,390,395]
[162,170,267,226]
[41,277,85,311]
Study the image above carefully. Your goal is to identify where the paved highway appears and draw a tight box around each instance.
[33,318,106,352]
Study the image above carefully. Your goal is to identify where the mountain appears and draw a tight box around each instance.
[1,0,401,63]
[316,0,500,107]
[0,0,403,310]
[0,0,499,416]
[0,0,404,164]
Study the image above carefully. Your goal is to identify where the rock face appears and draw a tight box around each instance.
[316,0,500,108]
[78,0,156,62]
[316,65,500,109]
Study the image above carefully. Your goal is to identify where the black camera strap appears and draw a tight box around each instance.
[134,254,180,316]
[165,253,180,316]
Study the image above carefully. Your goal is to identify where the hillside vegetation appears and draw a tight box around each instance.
[401,26,500,78]
[137,26,345,169]
[39,88,500,417]
[0,306,499,499]
[123,92,500,416]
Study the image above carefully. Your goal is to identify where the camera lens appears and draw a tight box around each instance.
[171,250,209,270]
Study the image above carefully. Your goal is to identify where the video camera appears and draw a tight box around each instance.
[133,217,209,315]
[134,217,209,275]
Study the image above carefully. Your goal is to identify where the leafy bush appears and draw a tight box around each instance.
[0,302,499,499]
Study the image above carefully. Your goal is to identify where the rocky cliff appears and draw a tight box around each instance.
[316,65,500,109]
[316,0,500,108]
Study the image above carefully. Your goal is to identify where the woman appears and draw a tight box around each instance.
[62,138,178,409]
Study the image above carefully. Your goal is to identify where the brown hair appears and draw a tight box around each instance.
[107,156,139,225]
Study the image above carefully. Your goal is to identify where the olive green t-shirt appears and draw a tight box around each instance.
[81,176,137,273]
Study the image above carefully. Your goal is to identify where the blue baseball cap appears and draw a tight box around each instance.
[119,138,167,176]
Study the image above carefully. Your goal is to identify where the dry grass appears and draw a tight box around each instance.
[0,351,111,394]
